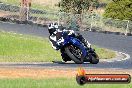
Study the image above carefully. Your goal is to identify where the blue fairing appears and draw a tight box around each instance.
[63,36,87,58]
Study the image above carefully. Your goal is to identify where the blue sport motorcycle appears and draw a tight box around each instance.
[56,31,99,64]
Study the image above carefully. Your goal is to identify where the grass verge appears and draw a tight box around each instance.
[0,31,61,62]
[0,30,116,62]
[93,45,116,59]
[0,78,131,88]
[0,0,59,11]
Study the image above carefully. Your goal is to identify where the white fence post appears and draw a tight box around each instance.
[26,6,29,21]
[90,16,93,31]
[125,20,129,35]
[58,12,60,25]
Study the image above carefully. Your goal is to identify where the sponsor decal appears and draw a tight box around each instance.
[76,67,131,85]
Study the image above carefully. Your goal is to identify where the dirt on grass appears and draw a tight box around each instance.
[32,0,60,5]
[0,68,76,79]
[0,11,9,17]
[0,68,132,79]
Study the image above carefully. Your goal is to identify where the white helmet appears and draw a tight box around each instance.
[48,23,59,35]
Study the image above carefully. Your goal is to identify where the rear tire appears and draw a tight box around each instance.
[89,54,99,64]
[65,45,83,64]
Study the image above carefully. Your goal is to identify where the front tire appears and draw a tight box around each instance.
[61,49,71,62]
[65,45,84,64]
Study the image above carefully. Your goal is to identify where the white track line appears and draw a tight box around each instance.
[101,51,130,62]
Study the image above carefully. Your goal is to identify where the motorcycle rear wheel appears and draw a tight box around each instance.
[89,53,99,64]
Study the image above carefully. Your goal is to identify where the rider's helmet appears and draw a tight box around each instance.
[48,23,58,35]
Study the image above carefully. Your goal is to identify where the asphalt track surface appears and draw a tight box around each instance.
[0,22,132,69]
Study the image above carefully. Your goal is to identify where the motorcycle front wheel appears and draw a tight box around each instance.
[65,45,84,64]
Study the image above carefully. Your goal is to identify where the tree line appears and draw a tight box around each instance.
[58,0,132,21]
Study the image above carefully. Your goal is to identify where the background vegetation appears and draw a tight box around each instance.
[103,0,132,20]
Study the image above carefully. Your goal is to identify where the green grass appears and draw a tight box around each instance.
[93,45,116,59]
[31,13,59,21]
[99,0,112,3]
[0,0,59,20]
[0,0,19,5]
[0,30,115,62]
[0,31,61,62]
[0,78,131,88]
[31,3,57,11]
[0,0,59,11]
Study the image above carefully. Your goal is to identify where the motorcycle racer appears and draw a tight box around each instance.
[48,23,91,51]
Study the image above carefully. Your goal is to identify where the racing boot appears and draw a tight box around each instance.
[76,33,91,49]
